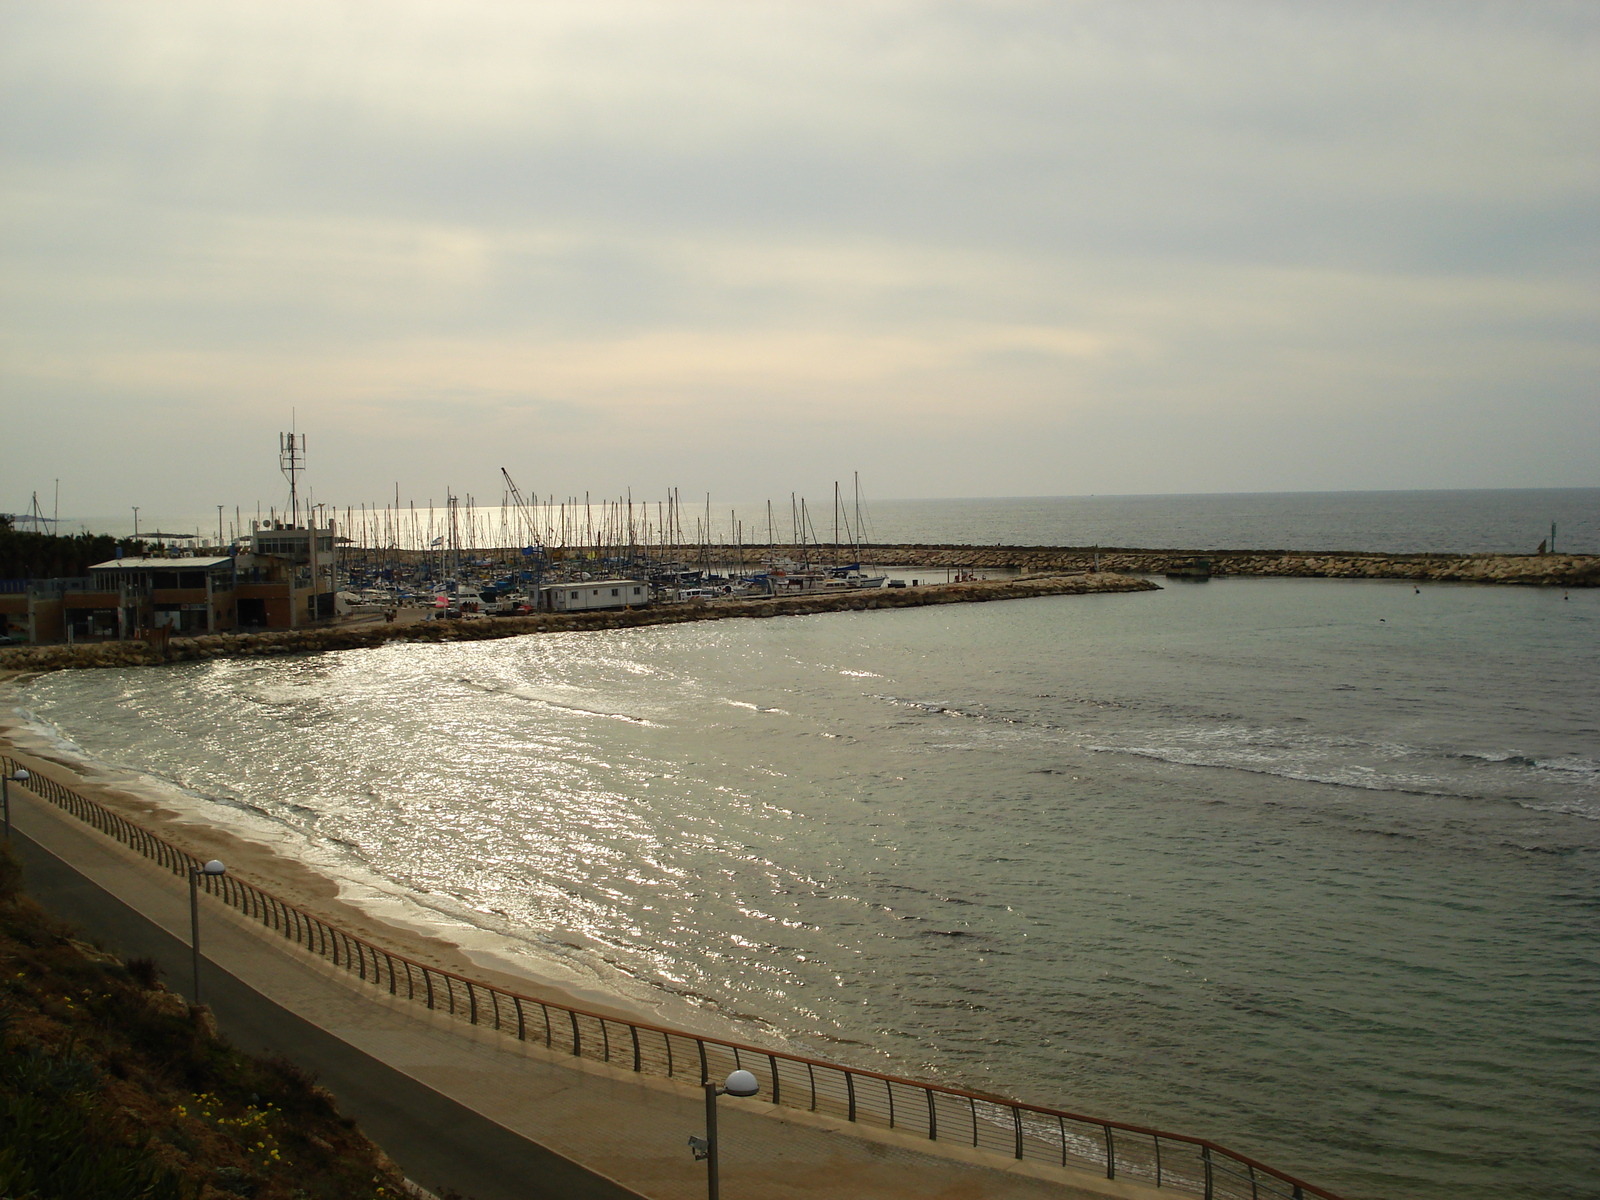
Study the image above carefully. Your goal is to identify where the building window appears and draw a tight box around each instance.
[570,591,578,599]
[611,588,619,596]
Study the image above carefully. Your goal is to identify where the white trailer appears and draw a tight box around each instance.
[540,580,651,612]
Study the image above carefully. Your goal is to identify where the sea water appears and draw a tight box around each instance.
[68,486,1600,555]
[12,574,1598,1200]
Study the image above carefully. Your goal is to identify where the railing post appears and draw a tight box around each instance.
[1103,1125,1115,1178]
[1154,1135,1162,1187]
[1013,1106,1023,1159]
[424,969,435,1010]
[768,1053,780,1105]
[698,1038,708,1083]
[1202,1146,1214,1200]
[631,1024,641,1072]
[514,995,525,1041]
[570,1009,581,1056]
[928,1089,938,1141]
[468,981,477,1025]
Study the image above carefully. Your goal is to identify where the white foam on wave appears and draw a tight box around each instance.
[723,699,791,715]
[1086,726,1600,820]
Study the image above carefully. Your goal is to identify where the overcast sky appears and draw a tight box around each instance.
[2,1,1595,519]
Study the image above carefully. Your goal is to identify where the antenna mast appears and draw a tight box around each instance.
[279,432,306,526]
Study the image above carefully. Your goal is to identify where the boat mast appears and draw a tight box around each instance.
[854,471,864,561]
[833,481,840,567]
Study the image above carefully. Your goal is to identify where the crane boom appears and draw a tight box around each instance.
[501,467,537,547]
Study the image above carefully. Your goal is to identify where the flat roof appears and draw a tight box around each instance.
[89,557,233,570]
[540,579,647,590]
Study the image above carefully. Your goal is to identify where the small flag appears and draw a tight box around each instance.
[430,536,445,547]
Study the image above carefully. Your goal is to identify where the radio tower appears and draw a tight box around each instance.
[279,431,306,527]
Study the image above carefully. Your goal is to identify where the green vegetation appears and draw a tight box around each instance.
[0,526,147,581]
[0,845,441,1200]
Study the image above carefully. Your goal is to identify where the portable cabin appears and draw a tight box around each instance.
[540,580,650,612]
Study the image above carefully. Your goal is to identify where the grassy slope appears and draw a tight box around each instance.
[0,845,458,1200]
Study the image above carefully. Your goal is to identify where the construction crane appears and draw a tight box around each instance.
[500,467,540,550]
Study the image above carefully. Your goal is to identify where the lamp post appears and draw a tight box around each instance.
[1,768,29,839]
[689,1068,760,1200]
[189,859,226,1005]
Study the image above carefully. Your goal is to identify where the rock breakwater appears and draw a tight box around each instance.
[0,572,1154,674]
[863,546,1598,587]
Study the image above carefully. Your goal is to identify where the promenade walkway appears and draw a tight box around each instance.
[9,784,1159,1200]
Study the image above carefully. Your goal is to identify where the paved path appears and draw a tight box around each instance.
[10,789,1159,1200]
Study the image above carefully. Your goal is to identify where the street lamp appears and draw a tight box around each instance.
[1,767,29,839]
[189,859,226,1006]
[689,1068,761,1200]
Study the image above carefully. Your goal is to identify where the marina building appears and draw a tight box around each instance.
[81,556,239,638]
[237,520,339,628]
[540,580,651,612]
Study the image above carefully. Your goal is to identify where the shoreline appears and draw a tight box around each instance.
[0,715,676,1035]
[0,572,1157,1049]
[0,570,1156,674]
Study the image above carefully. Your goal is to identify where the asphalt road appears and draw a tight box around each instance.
[10,828,643,1200]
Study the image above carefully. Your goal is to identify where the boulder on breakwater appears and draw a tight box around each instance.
[0,572,1155,674]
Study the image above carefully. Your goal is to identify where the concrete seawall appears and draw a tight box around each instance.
[0,571,1155,673]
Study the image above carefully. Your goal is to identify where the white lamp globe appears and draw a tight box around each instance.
[724,1069,760,1098]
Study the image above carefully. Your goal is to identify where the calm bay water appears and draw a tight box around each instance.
[13,574,1599,1200]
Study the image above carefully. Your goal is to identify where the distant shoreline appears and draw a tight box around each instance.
[0,569,1156,675]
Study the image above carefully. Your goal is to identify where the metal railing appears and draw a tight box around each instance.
[3,753,1342,1200]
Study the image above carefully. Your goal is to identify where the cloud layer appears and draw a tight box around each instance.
[2,1,1595,513]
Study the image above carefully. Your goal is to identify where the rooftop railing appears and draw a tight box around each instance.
[3,752,1344,1200]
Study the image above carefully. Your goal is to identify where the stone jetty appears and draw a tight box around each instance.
[861,546,1598,587]
[0,571,1154,674]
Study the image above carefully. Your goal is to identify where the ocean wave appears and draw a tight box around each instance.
[459,678,665,726]
[1455,750,1600,774]
[1085,740,1599,820]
